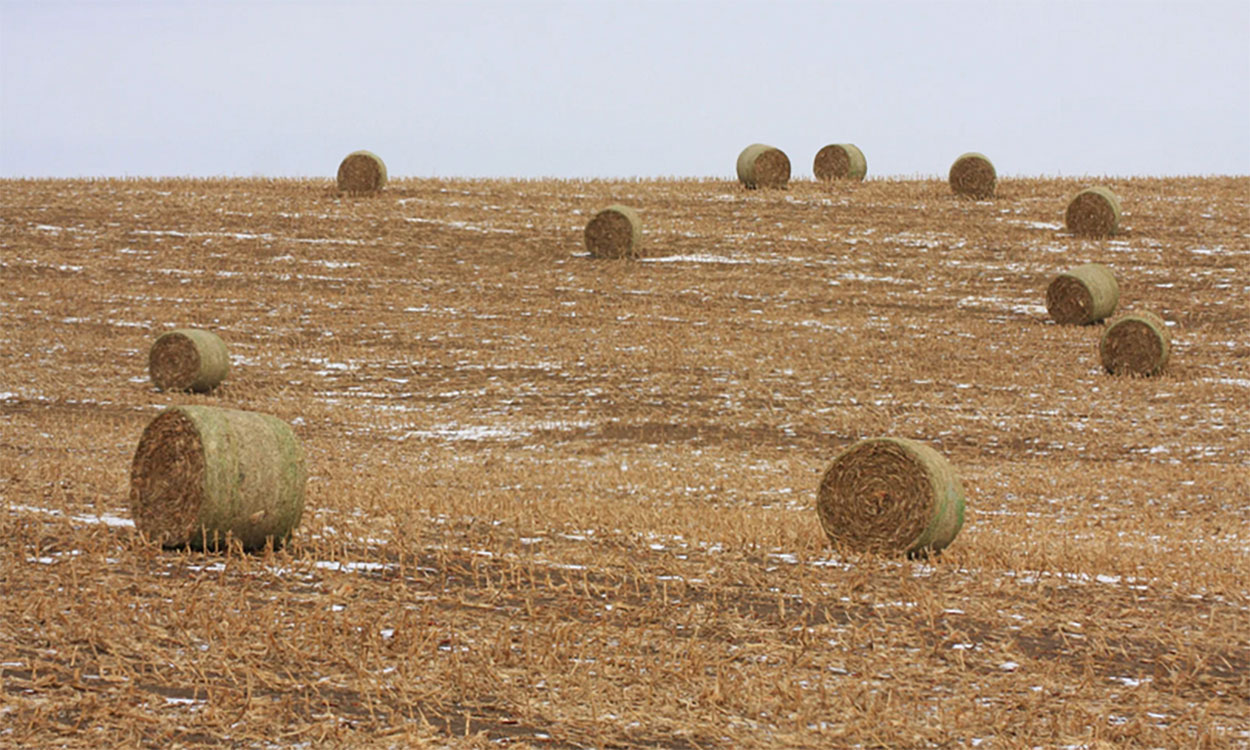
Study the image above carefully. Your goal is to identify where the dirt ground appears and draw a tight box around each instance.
[1,175,1247,748]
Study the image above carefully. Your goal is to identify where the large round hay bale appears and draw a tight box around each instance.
[584,205,642,259]
[149,328,229,393]
[336,150,387,193]
[1066,186,1122,236]
[1101,310,1171,376]
[129,405,307,551]
[816,437,966,557]
[736,144,791,189]
[948,152,996,198]
[813,144,867,182]
[1045,262,1119,325]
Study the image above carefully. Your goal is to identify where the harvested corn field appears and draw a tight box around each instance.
[1,175,1248,748]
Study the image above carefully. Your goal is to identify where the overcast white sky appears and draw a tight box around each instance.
[2,0,1247,179]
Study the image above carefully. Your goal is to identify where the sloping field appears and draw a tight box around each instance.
[1,176,1247,748]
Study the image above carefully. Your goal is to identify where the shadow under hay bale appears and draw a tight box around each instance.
[736,144,790,189]
[148,328,229,393]
[948,152,996,199]
[584,205,642,259]
[813,144,867,182]
[1045,262,1120,325]
[129,405,307,551]
[336,150,387,193]
[1066,186,1122,237]
[817,437,966,557]
[1101,310,1171,376]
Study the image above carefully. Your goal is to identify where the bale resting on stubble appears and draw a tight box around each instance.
[1066,186,1122,236]
[948,152,996,198]
[149,328,230,393]
[813,144,867,181]
[129,405,307,551]
[1101,310,1171,376]
[336,150,388,193]
[584,205,643,259]
[1045,262,1119,325]
[736,144,791,189]
[816,437,966,557]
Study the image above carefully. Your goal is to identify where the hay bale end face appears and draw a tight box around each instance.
[1101,310,1171,376]
[149,328,229,393]
[736,144,791,189]
[817,437,966,557]
[1066,186,1122,236]
[336,150,387,193]
[129,405,307,551]
[948,152,996,198]
[1045,262,1120,325]
[584,205,643,259]
[813,144,867,182]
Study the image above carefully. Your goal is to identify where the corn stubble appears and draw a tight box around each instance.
[1,175,1247,748]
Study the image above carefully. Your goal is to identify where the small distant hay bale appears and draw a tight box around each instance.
[584,205,642,259]
[1101,310,1171,376]
[336,150,387,193]
[817,437,966,557]
[736,144,791,189]
[129,405,307,551]
[1045,262,1120,325]
[948,152,996,198]
[1066,186,1122,236]
[149,328,229,393]
[813,144,867,182]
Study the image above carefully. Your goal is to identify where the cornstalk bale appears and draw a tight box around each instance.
[1045,262,1120,325]
[948,152,996,198]
[1066,186,1122,236]
[1101,310,1171,376]
[813,144,867,181]
[817,437,966,557]
[129,405,307,551]
[584,205,643,259]
[736,144,791,189]
[336,150,387,193]
[149,328,230,393]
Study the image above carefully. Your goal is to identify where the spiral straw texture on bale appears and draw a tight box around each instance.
[129,406,307,551]
[148,328,230,393]
[948,153,996,198]
[336,150,388,193]
[813,144,867,182]
[817,437,966,557]
[736,144,790,189]
[1066,186,1122,236]
[1101,310,1171,376]
[1045,263,1120,325]
[584,205,643,259]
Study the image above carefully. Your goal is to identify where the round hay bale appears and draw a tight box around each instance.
[816,437,966,557]
[149,328,229,393]
[129,405,307,551]
[1101,310,1171,376]
[813,144,867,182]
[948,152,996,198]
[584,205,642,259]
[336,150,387,193]
[1066,186,1122,236]
[1045,262,1120,325]
[736,144,791,189]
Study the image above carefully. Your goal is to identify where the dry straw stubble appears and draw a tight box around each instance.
[948,152,996,198]
[1066,186,1123,236]
[148,328,229,392]
[1046,262,1120,325]
[813,143,867,181]
[736,143,791,189]
[1101,310,1171,376]
[584,205,643,259]
[817,437,966,557]
[337,150,388,193]
[129,405,307,551]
